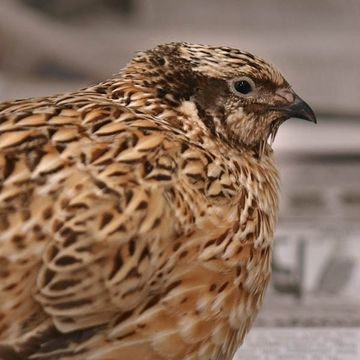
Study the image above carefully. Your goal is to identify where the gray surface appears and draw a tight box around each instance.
[235,328,360,360]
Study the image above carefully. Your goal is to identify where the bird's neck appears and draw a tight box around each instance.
[99,62,207,141]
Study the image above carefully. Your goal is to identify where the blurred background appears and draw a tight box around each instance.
[0,0,359,358]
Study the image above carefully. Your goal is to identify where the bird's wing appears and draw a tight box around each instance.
[0,94,232,345]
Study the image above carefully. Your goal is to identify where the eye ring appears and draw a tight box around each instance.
[230,77,256,97]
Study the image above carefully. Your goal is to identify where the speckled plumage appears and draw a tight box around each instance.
[0,42,315,360]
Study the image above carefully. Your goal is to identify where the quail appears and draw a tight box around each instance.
[0,42,316,359]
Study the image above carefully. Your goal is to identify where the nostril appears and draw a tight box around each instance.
[275,88,295,103]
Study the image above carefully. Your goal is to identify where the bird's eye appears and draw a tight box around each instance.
[231,77,255,96]
[234,80,252,94]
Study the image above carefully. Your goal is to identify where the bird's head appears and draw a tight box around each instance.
[126,42,316,155]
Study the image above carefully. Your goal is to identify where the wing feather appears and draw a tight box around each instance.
[0,94,210,343]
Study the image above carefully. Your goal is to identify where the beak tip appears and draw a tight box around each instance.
[305,109,317,124]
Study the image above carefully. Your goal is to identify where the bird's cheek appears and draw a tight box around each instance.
[226,108,245,128]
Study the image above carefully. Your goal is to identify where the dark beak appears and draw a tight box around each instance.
[272,94,317,124]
